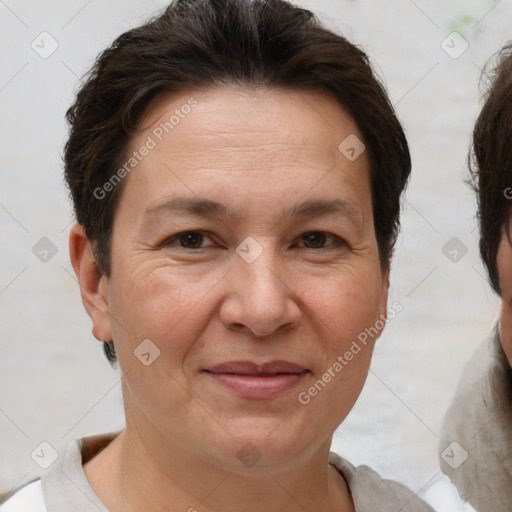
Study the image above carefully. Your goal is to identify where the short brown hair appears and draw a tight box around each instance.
[64,0,411,364]
[470,42,512,294]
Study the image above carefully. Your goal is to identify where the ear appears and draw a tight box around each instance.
[69,224,113,342]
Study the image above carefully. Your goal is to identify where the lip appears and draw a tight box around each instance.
[203,360,310,399]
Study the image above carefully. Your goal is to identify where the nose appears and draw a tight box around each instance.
[219,249,302,337]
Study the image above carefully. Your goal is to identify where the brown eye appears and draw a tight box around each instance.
[178,232,204,248]
[301,232,327,248]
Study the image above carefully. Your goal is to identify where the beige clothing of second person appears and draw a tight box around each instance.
[6,431,434,511]
[439,323,512,511]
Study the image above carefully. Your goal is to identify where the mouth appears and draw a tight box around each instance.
[202,361,311,399]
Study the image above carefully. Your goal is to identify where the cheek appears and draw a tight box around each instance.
[292,269,382,397]
[496,236,512,364]
[302,267,384,344]
[108,262,225,361]
[309,271,382,356]
[498,238,512,301]
[500,312,512,365]
[499,293,512,366]
[296,278,382,426]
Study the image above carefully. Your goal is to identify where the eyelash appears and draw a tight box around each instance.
[161,231,346,250]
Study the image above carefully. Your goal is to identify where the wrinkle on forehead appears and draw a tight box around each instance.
[135,85,360,151]
[119,86,372,233]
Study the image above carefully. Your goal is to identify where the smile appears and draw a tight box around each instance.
[203,361,311,399]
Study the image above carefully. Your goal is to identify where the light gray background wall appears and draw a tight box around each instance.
[0,0,508,499]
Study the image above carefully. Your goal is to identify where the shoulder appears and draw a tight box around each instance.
[328,453,435,512]
[440,332,495,441]
[439,325,512,510]
[439,327,502,466]
[454,331,495,399]
[0,480,46,512]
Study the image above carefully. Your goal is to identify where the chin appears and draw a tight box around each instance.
[211,418,321,470]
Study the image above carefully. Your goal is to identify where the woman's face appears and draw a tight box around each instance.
[90,87,388,470]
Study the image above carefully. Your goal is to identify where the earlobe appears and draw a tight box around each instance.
[69,224,113,342]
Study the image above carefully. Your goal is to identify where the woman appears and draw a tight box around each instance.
[1,0,433,510]
[439,43,512,512]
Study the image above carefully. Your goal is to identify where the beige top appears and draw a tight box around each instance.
[6,431,433,511]
[439,323,512,511]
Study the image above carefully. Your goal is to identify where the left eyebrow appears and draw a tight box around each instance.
[288,199,363,222]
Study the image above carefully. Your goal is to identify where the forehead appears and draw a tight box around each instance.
[119,86,371,215]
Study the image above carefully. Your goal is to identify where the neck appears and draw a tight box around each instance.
[83,422,353,512]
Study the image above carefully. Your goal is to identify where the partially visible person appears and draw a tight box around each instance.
[0,0,437,511]
[439,42,512,512]
[0,1,475,511]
